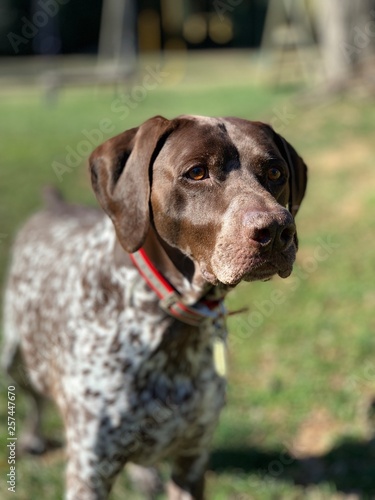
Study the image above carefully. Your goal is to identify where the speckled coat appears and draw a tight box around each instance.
[4,206,227,498]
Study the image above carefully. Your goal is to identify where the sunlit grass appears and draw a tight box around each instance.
[1,54,374,498]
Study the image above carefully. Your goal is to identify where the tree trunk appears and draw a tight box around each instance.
[317,0,374,89]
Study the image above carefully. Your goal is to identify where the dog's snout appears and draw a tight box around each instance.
[277,224,295,250]
[251,227,273,246]
[244,211,295,251]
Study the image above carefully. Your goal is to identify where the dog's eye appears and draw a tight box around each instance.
[186,166,208,181]
[267,167,282,182]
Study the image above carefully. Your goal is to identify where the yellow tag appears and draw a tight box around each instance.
[213,338,227,378]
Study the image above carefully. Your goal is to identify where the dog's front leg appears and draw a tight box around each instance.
[65,447,124,500]
[64,413,126,500]
[167,452,209,500]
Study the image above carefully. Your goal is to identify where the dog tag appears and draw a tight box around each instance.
[213,337,227,378]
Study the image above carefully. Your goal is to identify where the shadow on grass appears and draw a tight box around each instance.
[210,436,375,494]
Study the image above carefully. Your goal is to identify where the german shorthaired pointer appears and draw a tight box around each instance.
[2,115,307,499]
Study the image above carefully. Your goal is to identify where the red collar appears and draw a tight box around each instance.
[129,248,226,327]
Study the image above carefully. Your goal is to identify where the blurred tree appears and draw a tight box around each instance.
[98,0,137,68]
[317,0,375,91]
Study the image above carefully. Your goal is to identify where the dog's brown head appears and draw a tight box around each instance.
[89,115,307,287]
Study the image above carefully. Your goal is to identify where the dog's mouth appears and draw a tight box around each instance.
[243,261,293,282]
[201,253,295,287]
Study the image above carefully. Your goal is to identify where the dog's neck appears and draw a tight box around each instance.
[142,228,213,305]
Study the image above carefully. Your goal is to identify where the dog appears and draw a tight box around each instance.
[2,115,307,499]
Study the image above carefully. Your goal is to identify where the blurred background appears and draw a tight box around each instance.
[0,1,375,498]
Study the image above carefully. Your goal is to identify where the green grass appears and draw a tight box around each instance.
[1,53,375,499]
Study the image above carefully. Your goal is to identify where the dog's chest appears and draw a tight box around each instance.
[70,316,227,465]
[71,259,227,464]
[122,332,226,464]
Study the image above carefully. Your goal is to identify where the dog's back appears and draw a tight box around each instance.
[2,191,107,395]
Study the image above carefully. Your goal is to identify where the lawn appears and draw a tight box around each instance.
[0,52,374,499]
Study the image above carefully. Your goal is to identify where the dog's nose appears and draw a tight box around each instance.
[244,211,295,251]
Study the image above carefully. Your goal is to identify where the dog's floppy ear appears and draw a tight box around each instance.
[89,115,174,252]
[272,131,308,218]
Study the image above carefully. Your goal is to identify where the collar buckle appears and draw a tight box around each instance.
[159,291,181,311]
